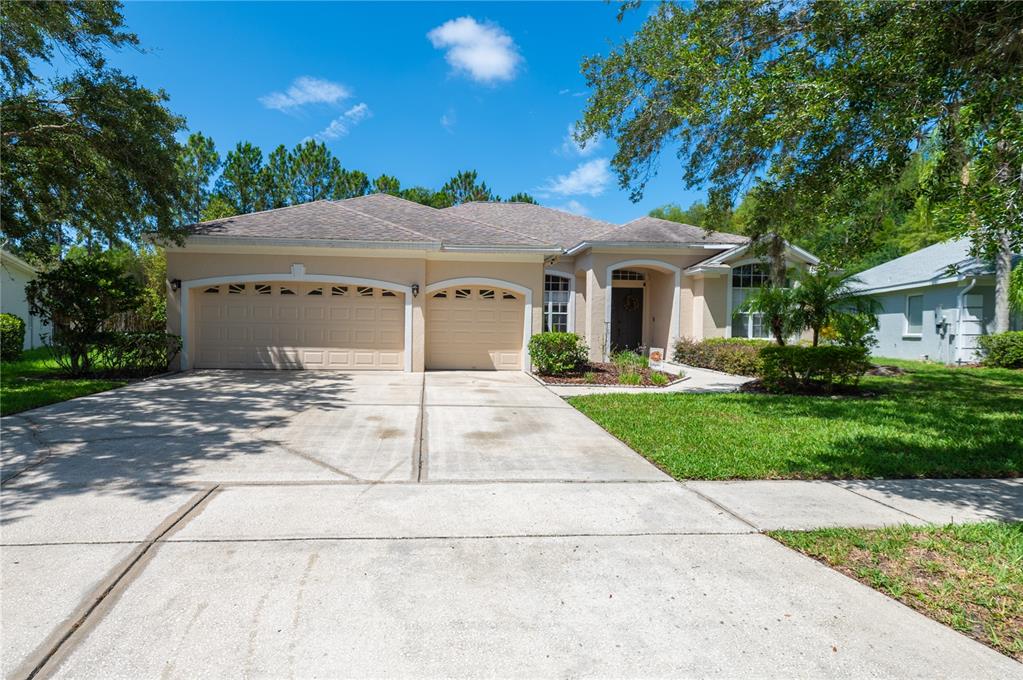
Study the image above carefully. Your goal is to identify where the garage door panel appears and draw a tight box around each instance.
[426,286,523,371]
[252,306,274,321]
[199,305,222,322]
[193,282,404,370]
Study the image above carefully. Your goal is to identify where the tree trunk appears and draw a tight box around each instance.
[994,226,1012,334]
[768,233,786,288]
[812,327,820,347]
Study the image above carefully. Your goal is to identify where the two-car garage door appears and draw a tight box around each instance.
[194,281,404,369]
[192,281,525,371]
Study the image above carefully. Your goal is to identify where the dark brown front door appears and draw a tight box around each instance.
[610,287,643,352]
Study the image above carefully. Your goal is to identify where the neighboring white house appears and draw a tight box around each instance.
[0,249,43,349]
[852,238,1021,364]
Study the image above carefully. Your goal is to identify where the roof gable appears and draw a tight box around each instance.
[599,216,748,246]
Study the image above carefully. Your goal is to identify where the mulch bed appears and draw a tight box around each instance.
[739,378,878,398]
[534,362,679,387]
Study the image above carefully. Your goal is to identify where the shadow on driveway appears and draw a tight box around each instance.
[0,371,367,517]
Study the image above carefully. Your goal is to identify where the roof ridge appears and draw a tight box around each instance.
[437,202,557,246]
[343,194,553,246]
[328,200,439,242]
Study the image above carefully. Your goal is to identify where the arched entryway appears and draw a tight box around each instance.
[603,260,681,357]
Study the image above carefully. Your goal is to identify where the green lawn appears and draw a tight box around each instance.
[568,359,1023,479]
[1,348,126,416]
[771,523,1023,661]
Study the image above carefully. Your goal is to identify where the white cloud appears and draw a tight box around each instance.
[552,200,589,216]
[559,123,602,157]
[313,103,372,141]
[539,158,612,197]
[427,17,522,83]
[440,108,457,133]
[260,76,351,111]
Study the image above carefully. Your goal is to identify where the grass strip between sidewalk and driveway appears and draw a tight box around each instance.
[770,523,1023,662]
[1,348,125,416]
[567,360,1023,480]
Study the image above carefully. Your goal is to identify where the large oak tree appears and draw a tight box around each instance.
[578,0,1022,328]
[1,0,186,260]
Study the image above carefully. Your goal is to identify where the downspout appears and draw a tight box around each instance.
[955,277,977,365]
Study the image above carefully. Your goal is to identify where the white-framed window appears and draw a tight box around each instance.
[543,274,570,332]
[730,263,773,339]
[905,294,924,336]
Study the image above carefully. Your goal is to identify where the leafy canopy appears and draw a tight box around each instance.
[578,0,1023,249]
[1,1,186,260]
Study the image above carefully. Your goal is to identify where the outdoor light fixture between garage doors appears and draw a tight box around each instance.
[412,284,420,297]
[170,279,181,291]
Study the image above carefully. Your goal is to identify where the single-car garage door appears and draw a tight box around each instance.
[193,281,404,369]
[426,285,524,370]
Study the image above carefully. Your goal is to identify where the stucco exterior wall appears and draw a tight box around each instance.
[872,282,994,363]
[166,249,544,372]
[572,250,715,361]
[1,258,43,349]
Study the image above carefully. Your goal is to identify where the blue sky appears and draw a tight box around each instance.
[98,1,704,223]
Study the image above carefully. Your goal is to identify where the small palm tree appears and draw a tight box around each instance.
[738,285,799,346]
[792,267,878,346]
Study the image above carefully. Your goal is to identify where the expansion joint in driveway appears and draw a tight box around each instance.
[414,373,427,482]
[16,485,221,680]
[681,482,761,531]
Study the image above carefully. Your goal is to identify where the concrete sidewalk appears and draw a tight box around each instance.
[2,370,1020,679]
[686,478,1023,530]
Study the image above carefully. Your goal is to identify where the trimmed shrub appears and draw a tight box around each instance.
[673,337,770,376]
[760,345,871,392]
[978,331,1023,369]
[94,331,182,376]
[0,313,26,362]
[611,350,649,370]
[528,332,588,375]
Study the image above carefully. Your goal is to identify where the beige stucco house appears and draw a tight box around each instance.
[165,194,817,371]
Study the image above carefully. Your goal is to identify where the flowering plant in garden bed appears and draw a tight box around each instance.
[535,361,679,387]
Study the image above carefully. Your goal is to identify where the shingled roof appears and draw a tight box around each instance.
[187,195,750,252]
[337,194,550,247]
[600,216,749,246]
[443,201,619,249]
[188,195,555,249]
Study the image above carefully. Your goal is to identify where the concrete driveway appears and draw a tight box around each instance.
[1,371,1017,678]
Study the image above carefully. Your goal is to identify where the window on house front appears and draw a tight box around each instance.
[905,294,924,335]
[612,269,645,281]
[543,274,570,332]
[730,263,773,339]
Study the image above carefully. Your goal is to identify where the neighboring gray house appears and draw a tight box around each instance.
[0,248,43,349]
[852,238,1021,364]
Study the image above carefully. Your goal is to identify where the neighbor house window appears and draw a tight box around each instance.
[905,294,924,335]
[543,274,570,332]
[730,263,773,339]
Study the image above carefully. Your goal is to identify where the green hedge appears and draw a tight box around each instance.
[672,337,770,376]
[0,313,26,362]
[528,332,588,375]
[760,345,871,392]
[93,331,182,376]
[978,331,1023,369]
